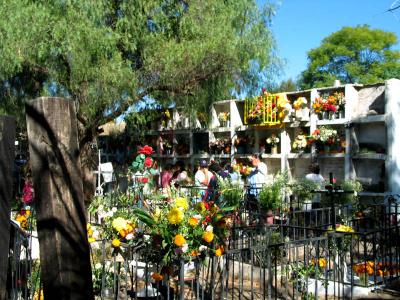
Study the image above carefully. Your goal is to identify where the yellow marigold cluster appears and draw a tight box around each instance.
[15,210,30,229]
[174,197,189,210]
[112,238,121,248]
[167,207,184,224]
[312,258,327,269]
[112,217,135,238]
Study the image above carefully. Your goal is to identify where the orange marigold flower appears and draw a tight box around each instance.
[152,272,164,281]
[188,217,199,227]
[215,246,224,257]
[190,250,199,257]
[174,234,186,247]
[203,231,214,243]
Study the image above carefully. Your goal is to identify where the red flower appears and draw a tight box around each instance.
[139,177,149,183]
[138,145,154,155]
[144,157,153,168]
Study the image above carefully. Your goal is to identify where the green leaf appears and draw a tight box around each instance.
[131,208,156,226]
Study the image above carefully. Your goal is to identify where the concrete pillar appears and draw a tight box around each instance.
[0,116,15,300]
[26,97,93,299]
[385,79,400,194]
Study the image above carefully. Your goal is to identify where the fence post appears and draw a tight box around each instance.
[0,116,15,299]
[26,97,93,299]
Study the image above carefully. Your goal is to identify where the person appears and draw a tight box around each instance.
[160,163,173,188]
[247,153,268,196]
[172,161,191,187]
[194,160,213,187]
[305,163,325,209]
[225,163,240,183]
[202,162,221,203]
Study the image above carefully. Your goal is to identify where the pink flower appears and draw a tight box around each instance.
[22,181,34,204]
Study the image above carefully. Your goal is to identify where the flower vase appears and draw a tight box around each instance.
[295,109,302,120]
[329,111,336,120]
[301,107,310,121]
[220,120,227,127]
[271,146,278,155]
[322,111,329,120]
[339,110,345,119]
[317,113,323,120]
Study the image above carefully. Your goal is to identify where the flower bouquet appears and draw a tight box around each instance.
[218,112,230,127]
[266,133,280,154]
[293,97,309,121]
[292,133,308,153]
[308,126,338,154]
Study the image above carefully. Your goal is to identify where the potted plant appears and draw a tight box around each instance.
[258,173,287,223]
[290,178,319,209]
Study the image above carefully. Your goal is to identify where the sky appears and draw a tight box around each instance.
[269,0,400,81]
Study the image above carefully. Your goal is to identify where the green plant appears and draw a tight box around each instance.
[340,180,362,205]
[259,173,287,211]
[218,177,244,209]
[291,178,319,204]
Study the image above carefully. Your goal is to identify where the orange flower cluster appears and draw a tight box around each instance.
[353,261,374,275]
[354,261,400,277]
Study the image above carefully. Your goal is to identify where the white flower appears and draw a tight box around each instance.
[206,225,213,232]
[199,245,208,252]
[181,244,188,253]
[143,234,150,241]
[193,214,202,220]
[95,263,102,270]
[112,207,117,213]
[98,204,104,211]
[126,233,134,240]
[91,242,100,249]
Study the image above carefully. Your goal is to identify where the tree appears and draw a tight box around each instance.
[0,0,278,138]
[269,78,298,93]
[299,25,400,89]
[0,0,278,196]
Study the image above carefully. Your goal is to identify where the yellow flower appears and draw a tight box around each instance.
[188,217,199,227]
[174,234,186,247]
[152,272,164,281]
[174,197,189,210]
[88,237,96,243]
[87,223,91,230]
[195,202,206,214]
[203,231,214,243]
[87,228,93,237]
[112,217,128,232]
[167,207,184,224]
[190,250,199,257]
[112,239,121,248]
[153,207,161,222]
[119,229,127,238]
[336,224,354,233]
[215,246,224,257]
[126,222,135,233]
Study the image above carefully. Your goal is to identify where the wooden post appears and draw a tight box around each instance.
[26,97,93,299]
[0,116,15,300]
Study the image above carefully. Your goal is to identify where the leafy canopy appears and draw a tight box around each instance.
[299,25,400,89]
[0,0,278,145]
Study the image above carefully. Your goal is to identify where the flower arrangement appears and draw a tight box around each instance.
[232,162,252,178]
[292,133,308,152]
[293,97,308,110]
[14,207,32,229]
[246,89,292,124]
[308,127,338,146]
[313,92,345,115]
[209,138,230,154]
[266,133,280,146]
[218,112,230,123]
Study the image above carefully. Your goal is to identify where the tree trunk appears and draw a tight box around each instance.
[26,97,93,299]
[0,116,15,300]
